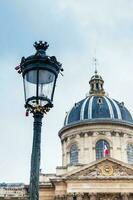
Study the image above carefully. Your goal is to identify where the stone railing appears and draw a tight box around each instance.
[0,185,28,198]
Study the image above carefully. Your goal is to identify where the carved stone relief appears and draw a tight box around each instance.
[79,132,85,137]
[100,164,114,176]
[111,131,116,136]
[67,160,133,179]
[87,132,93,137]
[97,193,121,200]
[55,193,132,200]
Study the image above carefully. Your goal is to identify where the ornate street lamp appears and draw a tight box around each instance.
[15,41,63,200]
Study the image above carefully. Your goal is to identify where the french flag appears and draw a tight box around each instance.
[103,144,109,157]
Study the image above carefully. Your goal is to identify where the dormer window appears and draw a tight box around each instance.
[97,98,103,104]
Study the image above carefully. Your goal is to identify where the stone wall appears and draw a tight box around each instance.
[59,123,133,168]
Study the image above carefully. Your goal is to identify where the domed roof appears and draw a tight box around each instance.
[64,71,133,126]
[64,95,133,126]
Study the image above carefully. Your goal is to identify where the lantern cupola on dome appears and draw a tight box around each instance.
[89,70,105,96]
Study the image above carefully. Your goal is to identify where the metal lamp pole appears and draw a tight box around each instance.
[15,41,63,200]
[29,112,43,200]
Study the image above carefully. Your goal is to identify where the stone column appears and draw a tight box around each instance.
[77,193,83,200]
[79,132,85,164]
[113,132,121,160]
[66,193,73,200]
[84,133,89,164]
[83,193,89,200]
[89,193,97,200]
[54,195,61,200]
[60,195,67,200]
[88,132,93,163]
[121,193,129,200]
[55,195,65,200]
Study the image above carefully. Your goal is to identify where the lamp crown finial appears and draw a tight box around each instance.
[33,41,49,51]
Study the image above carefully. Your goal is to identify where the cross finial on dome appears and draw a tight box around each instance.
[89,57,105,96]
[93,57,98,75]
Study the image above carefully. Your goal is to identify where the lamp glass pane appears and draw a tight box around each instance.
[38,70,55,106]
[26,70,37,84]
[24,68,56,107]
[24,70,37,105]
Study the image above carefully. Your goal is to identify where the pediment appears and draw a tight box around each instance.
[64,158,133,179]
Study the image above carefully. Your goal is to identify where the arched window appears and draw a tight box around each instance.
[127,144,133,164]
[96,140,110,160]
[96,82,99,90]
[70,144,78,165]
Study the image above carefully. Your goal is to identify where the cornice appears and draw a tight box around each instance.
[59,119,133,138]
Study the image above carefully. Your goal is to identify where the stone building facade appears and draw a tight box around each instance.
[1,71,133,200]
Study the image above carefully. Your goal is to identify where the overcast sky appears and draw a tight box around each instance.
[0,0,133,184]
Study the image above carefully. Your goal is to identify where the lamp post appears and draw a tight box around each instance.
[15,41,63,200]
